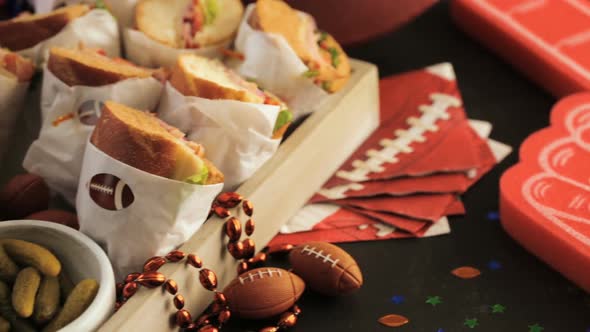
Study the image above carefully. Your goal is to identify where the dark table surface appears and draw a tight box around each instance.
[226,1,590,332]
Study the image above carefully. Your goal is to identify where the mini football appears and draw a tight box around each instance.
[26,209,80,230]
[88,173,134,211]
[223,267,305,319]
[77,99,103,126]
[289,241,363,296]
[0,173,50,220]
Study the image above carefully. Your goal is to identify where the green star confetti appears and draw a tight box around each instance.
[491,304,505,313]
[426,296,442,306]
[464,318,478,328]
[528,323,544,332]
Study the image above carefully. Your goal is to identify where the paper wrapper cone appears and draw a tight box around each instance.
[159,83,280,190]
[18,9,120,67]
[0,76,29,159]
[232,4,328,119]
[23,67,163,204]
[76,141,223,279]
[123,28,230,68]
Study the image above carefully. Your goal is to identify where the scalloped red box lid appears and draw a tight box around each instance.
[500,93,590,292]
[451,0,590,97]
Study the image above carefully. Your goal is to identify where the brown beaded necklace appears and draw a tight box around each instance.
[114,192,300,332]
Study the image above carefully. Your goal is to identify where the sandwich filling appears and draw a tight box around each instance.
[182,0,219,48]
[155,117,210,184]
[0,49,34,82]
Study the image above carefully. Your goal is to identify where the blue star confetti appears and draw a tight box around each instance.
[488,260,502,270]
[487,211,500,221]
[390,295,405,304]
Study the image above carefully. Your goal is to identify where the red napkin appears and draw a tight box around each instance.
[270,63,511,245]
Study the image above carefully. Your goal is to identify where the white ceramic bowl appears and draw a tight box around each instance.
[0,220,115,332]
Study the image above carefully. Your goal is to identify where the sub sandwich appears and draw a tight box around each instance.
[250,0,350,93]
[0,49,35,82]
[47,47,163,86]
[169,54,292,138]
[91,101,224,185]
[0,4,90,51]
[135,0,243,49]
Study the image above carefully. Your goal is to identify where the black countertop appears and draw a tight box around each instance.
[227,1,590,331]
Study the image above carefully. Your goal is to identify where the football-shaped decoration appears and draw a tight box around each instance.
[289,241,363,296]
[0,173,50,220]
[88,173,134,211]
[223,267,305,319]
[25,209,80,230]
[77,99,104,126]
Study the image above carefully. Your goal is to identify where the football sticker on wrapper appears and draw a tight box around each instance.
[77,100,104,126]
[88,173,135,211]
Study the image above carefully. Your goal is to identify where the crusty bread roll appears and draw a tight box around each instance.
[135,0,243,49]
[170,54,265,103]
[253,0,350,93]
[48,47,153,86]
[0,49,34,82]
[91,101,223,184]
[169,54,292,138]
[0,4,90,51]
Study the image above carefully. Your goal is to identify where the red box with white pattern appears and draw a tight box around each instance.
[451,0,590,97]
[500,93,590,292]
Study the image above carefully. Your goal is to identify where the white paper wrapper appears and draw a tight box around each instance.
[232,4,328,119]
[23,67,163,204]
[18,9,120,67]
[159,83,281,190]
[0,76,29,159]
[123,28,230,68]
[77,141,223,279]
[106,0,138,28]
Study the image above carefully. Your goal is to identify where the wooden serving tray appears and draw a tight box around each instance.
[0,59,379,331]
[100,59,378,331]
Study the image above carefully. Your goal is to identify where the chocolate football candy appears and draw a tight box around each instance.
[223,267,305,319]
[88,173,134,211]
[25,209,79,230]
[0,173,50,220]
[289,241,363,296]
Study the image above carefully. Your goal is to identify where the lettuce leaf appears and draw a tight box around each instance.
[274,109,293,133]
[185,164,209,185]
[203,0,219,26]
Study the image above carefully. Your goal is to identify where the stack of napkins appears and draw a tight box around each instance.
[270,63,512,245]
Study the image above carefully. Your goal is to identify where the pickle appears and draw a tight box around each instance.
[11,268,41,318]
[0,246,18,283]
[43,279,99,332]
[33,276,60,324]
[0,281,35,332]
[2,240,61,277]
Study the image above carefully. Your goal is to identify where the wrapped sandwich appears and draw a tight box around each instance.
[124,0,244,67]
[0,4,120,65]
[23,47,164,204]
[77,101,224,278]
[232,0,351,117]
[159,54,291,189]
[0,49,34,158]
